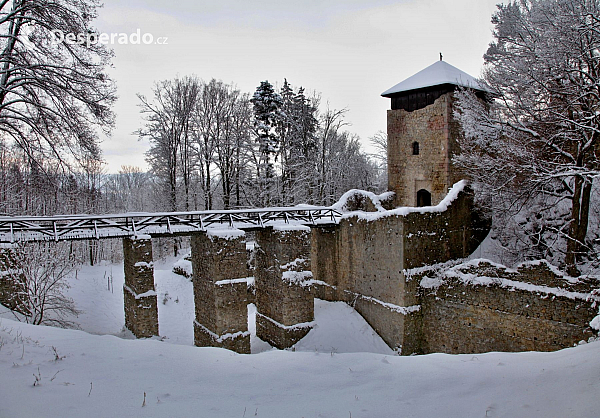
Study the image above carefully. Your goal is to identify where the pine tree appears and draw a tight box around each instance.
[251,81,282,207]
[277,79,295,204]
[289,86,318,203]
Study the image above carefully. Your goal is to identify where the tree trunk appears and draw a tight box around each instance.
[566,176,591,276]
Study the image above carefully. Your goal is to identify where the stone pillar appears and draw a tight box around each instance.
[310,226,339,301]
[255,226,314,349]
[191,229,250,354]
[123,235,158,338]
[0,243,26,314]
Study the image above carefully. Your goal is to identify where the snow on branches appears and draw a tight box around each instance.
[455,0,600,275]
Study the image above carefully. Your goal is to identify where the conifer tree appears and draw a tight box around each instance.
[251,80,282,206]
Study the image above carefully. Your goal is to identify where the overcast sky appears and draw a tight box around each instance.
[94,0,505,173]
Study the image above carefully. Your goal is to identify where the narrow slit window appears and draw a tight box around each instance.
[412,141,420,155]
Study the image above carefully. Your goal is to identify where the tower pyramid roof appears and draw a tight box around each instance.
[381,60,487,97]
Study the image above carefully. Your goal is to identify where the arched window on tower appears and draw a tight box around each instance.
[417,189,431,207]
[412,141,420,155]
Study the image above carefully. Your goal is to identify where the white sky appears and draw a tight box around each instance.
[94,0,505,173]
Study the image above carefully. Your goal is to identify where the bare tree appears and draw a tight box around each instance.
[369,130,387,192]
[455,0,600,274]
[0,0,115,170]
[8,242,80,328]
[195,79,251,210]
[316,107,349,204]
[137,76,201,212]
[213,87,252,209]
[112,165,150,212]
[324,131,377,202]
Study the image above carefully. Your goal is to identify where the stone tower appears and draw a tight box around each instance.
[382,59,487,207]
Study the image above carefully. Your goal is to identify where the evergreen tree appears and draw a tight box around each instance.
[251,81,282,207]
[277,79,295,204]
[289,86,318,203]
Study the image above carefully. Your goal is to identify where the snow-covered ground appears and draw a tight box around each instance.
[51,257,393,354]
[1,258,599,417]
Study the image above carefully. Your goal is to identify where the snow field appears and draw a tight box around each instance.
[1,316,599,417]
[0,258,599,417]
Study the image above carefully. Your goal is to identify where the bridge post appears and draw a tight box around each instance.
[191,230,251,354]
[255,226,314,349]
[0,243,26,314]
[122,235,158,338]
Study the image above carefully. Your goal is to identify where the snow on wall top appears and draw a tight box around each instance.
[341,180,468,222]
[272,224,311,232]
[415,258,600,303]
[207,228,245,240]
[332,189,394,213]
[381,60,488,97]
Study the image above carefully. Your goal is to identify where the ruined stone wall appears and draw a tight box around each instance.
[313,221,412,351]
[413,260,599,354]
[311,183,489,353]
[336,215,410,352]
[313,192,597,355]
[387,92,459,207]
[402,186,490,270]
[310,226,339,302]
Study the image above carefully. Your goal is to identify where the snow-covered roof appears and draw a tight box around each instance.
[381,60,487,97]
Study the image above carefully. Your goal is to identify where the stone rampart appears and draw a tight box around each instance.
[0,244,27,314]
[311,182,490,352]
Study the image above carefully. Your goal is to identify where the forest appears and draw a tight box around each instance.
[2,0,600,278]
[0,77,385,218]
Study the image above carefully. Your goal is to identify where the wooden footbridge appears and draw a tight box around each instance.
[0,206,342,243]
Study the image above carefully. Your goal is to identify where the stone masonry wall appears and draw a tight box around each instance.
[337,214,414,352]
[311,183,491,354]
[402,185,491,270]
[387,92,462,207]
[312,189,598,355]
[414,260,599,354]
[122,236,159,338]
[191,230,251,354]
[255,226,314,349]
[310,226,339,302]
[333,215,414,352]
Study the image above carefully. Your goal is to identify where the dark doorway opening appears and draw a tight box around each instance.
[417,189,431,207]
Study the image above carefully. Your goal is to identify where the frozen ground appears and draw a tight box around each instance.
[0,258,599,417]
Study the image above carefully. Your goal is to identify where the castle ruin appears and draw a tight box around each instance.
[0,60,598,355]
